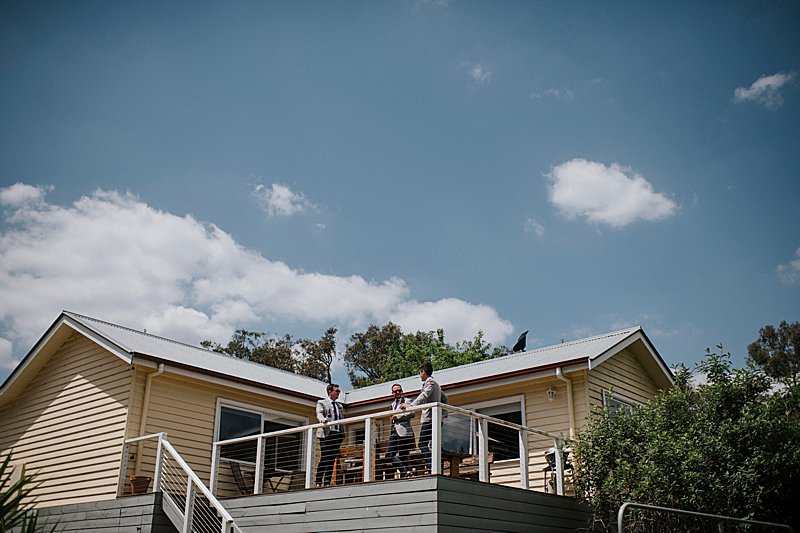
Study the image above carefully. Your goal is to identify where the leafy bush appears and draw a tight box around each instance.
[1,453,57,532]
[571,347,800,532]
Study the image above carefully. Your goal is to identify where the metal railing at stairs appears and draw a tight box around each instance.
[121,433,241,533]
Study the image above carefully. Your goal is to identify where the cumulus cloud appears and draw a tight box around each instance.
[777,248,800,285]
[734,72,795,110]
[389,299,513,346]
[252,183,316,217]
[0,183,49,207]
[461,61,493,86]
[0,184,514,369]
[546,158,679,228]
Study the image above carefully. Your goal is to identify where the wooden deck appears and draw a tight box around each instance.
[31,475,591,532]
[224,475,591,532]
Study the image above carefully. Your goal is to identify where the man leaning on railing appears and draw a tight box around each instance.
[400,362,447,474]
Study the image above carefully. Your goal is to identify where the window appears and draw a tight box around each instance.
[603,390,638,420]
[215,401,307,470]
[444,397,525,462]
[477,402,523,461]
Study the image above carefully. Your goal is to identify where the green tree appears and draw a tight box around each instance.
[203,328,338,381]
[344,323,403,388]
[203,330,297,373]
[345,323,502,388]
[748,320,800,388]
[299,327,337,383]
[571,346,800,531]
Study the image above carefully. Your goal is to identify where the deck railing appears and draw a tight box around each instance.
[210,402,569,498]
[120,433,240,533]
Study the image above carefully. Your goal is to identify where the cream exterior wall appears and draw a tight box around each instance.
[0,332,133,507]
[587,348,660,408]
[127,368,316,490]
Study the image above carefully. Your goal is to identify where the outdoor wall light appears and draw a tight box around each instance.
[547,384,557,401]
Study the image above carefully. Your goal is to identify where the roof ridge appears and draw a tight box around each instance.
[63,311,328,386]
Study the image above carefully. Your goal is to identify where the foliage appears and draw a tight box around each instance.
[202,328,337,382]
[1,453,57,532]
[344,323,505,388]
[298,327,337,383]
[571,346,800,532]
[747,320,800,388]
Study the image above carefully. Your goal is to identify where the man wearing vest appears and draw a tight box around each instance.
[315,383,344,487]
[386,383,415,478]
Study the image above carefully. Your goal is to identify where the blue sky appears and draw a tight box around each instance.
[1,0,798,387]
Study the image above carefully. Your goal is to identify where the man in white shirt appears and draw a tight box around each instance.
[386,383,415,477]
[400,362,447,474]
[315,384,344,487]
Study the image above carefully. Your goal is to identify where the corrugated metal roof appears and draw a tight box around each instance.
[343,327,642,404]
[63,311,328,399]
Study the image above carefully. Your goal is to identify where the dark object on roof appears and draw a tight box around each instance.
[512,331,529,353]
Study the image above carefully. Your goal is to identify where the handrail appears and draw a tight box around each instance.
[122,433,239,533]
[160,439,236,526]
[212,402,568,495]
[618,502,795,533]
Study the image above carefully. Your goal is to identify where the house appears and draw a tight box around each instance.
[0,311,673,531]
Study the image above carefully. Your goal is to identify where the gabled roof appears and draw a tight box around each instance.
[2,312,673,408]
[344,326,673,405]
[0,311,328,403]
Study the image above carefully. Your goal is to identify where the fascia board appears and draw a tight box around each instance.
[590,329,674,387]
[131,354,316,407]
[62,316,133,364]
[1,313,130,401]
[344,360,590,414]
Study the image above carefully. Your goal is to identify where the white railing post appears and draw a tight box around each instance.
[254,435,264,495]
[153,433,165,493]
[518,428,529,490]
[182,479,196,533]
[553,439,564,495]
[364,417,374,482]
[431,404,442,475]
[117,441,130,497]
[210,442,220,496]
[221,518,233,533]
[478,418,489,482]
[305,427,315,489]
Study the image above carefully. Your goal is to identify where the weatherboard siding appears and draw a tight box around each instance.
[588,348,659,407]
[132,372,315,486]
[0,332,132,508]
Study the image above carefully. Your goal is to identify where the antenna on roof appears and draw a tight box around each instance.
[511,331,528,353]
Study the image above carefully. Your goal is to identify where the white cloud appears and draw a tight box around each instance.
[523,217,545,237]
[734,72,795,110]
[777,247,800,285]
[252,183,315,217]
[0,184,514,369]
[530,88,574,101]
[389,298,513,346]
[461,61,493,86]
[546,158,679,228]
[0,337,16,370]
[0,183,49,207]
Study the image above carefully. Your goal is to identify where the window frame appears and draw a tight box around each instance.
[602,389,640,420]
[462,395,526,464]
[213,398,309,467]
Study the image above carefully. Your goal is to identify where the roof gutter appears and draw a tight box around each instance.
[556,367,575,438]
[135,363,164,473]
